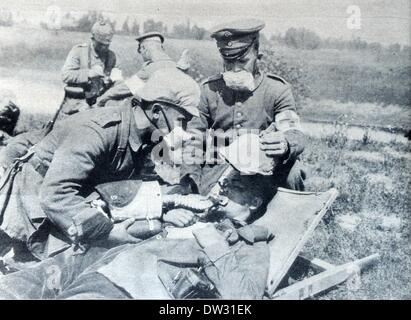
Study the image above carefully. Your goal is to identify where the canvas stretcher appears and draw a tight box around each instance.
[253,187,379,300]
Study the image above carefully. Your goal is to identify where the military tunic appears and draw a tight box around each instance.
[0,104,148,260]
[187,71,306,192]
[124,53,177,97]
[60,42,121,119]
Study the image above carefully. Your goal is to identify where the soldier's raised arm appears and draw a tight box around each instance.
[262,79,307,165]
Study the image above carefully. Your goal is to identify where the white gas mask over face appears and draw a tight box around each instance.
[163,126,192,152]
[222,70,255,92]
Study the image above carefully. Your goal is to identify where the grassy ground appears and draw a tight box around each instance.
[301,130,410,299]
[4,115,410,300]
[300,99,411,133]
[1,26,410,105]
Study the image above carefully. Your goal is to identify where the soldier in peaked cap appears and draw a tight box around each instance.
[59,20,122,119]
[96,31,191,107]
[186,18,307,193]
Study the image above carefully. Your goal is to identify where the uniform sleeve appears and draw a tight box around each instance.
[124,74,146,96]
[182,84,213,186]
[200,242,269,299]
[187,84,212,133]
[61,46,89,85]
[136,66,150,82]
[109,52,123,83]
[39,124,113,242]
[273,84,297,115]
[97,81,133,107]
[123,63,155,97]
[273,85,306,163]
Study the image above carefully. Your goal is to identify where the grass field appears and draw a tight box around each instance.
[301,134,410,299]
[1,26,410,106]
[0,26,410,300]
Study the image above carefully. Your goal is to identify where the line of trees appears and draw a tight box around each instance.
[271,27,411,55]
[0,8,13,26]
[39,11,208,40]
[5,8,408,54]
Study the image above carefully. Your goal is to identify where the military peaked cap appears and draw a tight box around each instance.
[210,19,265,60]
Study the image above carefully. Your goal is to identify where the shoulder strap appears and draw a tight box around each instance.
[110,105,132,171]
[266,73,288,84]
[75,43,90,70]
[0,146,36,191]
[87,44,91,69]
[104,51,116,75]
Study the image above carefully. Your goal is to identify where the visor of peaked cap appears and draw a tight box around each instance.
[135,31,165,43]
[218,133,275,176]
[210,19,265,59]
[139,68,200,117]
[95,180,142,208]
[91,20,114,44]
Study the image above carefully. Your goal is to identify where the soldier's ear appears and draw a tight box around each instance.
[151,103,163,121]
[249,197,263,212]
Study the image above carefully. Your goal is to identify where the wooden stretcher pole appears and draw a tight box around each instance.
[271,253,380,300]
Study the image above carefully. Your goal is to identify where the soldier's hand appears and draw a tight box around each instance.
[162,209,196,227]
[260,124,289,158]
[106,218,141,245]
[95,97,107,108]
[193,224,231,248]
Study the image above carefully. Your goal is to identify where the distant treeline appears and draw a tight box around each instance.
[271,27,410,55]
[0,8,13,26]
[38,10,209,40]
[2,9,409,54]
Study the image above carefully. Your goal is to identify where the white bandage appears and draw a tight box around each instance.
[110,68,123,82]
[275,110,303,133]
[110,181,162,221]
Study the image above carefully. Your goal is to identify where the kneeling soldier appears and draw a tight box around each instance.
[0,68,200,261]
[59,20,122,119]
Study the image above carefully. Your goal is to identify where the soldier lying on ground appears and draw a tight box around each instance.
[0,68,201,262]
[0,148,276,299]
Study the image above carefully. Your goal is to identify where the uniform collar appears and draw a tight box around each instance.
[147,51,173,64]
[252,70,265,92]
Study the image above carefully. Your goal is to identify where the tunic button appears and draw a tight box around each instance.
[235,124,242,129]
[237,112,242,117]
[235,102,242,107]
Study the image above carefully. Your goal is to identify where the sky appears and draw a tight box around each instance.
[1,0,410,45]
